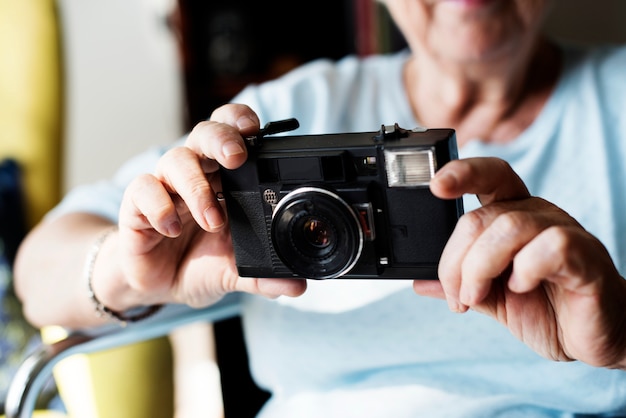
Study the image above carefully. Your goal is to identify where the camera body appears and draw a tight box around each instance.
[219,119,463,280]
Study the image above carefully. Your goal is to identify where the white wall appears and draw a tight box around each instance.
[58,0,184,192]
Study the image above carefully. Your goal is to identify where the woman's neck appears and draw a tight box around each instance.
[405,38,561,147]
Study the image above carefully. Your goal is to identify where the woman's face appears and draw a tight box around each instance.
[385,0,553,65]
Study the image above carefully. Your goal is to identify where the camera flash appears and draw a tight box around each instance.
[384,148,436,187]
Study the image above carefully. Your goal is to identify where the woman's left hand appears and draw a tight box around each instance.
[414,157,626,370]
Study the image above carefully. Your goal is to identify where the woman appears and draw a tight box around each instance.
[14,0,626,416]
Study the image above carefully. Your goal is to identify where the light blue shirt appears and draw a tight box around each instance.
[50,44,626,417]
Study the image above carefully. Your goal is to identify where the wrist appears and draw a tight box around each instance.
[85,226,162,326]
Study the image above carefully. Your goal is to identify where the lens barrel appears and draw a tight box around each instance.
[271,187,363,279]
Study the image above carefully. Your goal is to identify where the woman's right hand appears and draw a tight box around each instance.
[111,104,306,310]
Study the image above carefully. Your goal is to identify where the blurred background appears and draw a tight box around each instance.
[52,0,626,195]
[4,0,625,199]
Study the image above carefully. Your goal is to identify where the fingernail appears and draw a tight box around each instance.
[459,285,474,306]
[204,206,224,230]
[166,220,182,236]
[448,296,470,313]
[236,116,256,131]
[447,298,459,312]
[222,141,245,157]
[437,170,457,189]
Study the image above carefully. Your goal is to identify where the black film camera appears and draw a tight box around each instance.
[219,119,464,280]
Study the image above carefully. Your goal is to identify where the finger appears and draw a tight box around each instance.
[156,146,225,232]
[185,104,261,171]
[120,173,182,237]
[229,277,308,299]
[412,279,447,300]
[509,225,615,295]
[436,209,484,312]
[438,198,555,309]
[185,121,248,170]
[256,278,308,298]
[431,157,530,205]
[209,103,260,136]
[459,208,548,305]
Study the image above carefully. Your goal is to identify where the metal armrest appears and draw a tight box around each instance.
[4,293,242,418]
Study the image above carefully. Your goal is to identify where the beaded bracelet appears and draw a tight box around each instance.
[84,226,163,327]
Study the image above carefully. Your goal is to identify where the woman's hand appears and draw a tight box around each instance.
[415,157,626,369]
[116,104,306,308]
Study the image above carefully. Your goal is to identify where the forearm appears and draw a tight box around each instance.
[13,213,124,329]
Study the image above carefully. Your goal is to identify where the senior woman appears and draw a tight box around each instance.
[15,0,626,416]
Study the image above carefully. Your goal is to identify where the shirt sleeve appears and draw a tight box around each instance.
[45,142,178,223]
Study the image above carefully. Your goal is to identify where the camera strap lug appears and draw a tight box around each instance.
[373,123,429,143]
[244,118,300,147]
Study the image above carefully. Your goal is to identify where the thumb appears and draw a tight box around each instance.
[430,157,530,205]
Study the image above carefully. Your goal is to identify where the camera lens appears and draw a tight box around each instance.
[271,187,363,279]
[303,218,332,248]
[292,214,337,260]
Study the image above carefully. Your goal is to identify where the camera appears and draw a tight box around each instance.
[218,118,463,280]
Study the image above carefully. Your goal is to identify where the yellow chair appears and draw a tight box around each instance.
[4,298,242,418]
[0,0,61,228]
[0,1,175,416]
